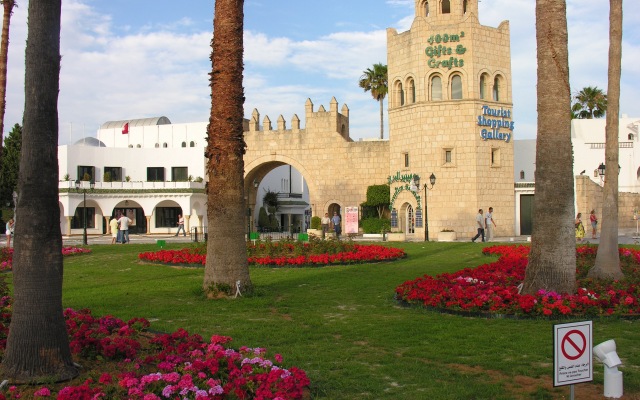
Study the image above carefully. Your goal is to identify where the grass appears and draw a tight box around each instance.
[10,241,640,399]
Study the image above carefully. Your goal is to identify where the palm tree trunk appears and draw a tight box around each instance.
[0,0,77,382]
[203,0,252,296]
[379,98,384,140]
[590,0,623,280]
[0,0,16,161]
[521,0,576,295]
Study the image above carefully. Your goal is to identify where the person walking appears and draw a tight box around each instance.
[589,210,598,239]
[175,214,186,236]
[331,212,341,239]
[485,207,496,241]
[575,212,585,242]
[321,212,331,239]
[5,218,14,248]
[109,215,119,244]
[118,213,132,244]
[471,209,485,242]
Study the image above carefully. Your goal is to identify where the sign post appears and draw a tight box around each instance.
[553,321,593,399]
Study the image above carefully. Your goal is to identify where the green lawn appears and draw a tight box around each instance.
[32,242,640,399]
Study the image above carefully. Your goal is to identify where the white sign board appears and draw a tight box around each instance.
[345,207,359,234]
[553,320,593,386]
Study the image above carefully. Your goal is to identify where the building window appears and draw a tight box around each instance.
[181,142,187,148]
[172,167,188,182]
[493,76,501,101]
[404,153,410,168]
[480,74,487,99]
[444,149,453,164]
[71,207,95,229]
[395,81,404,106]
[442,0,450,14]
[155,143,159,148]
[155,207,181,228]
[147,167,165,181]
[491,148,501,167]
[463,0,468,13]
[163,143,168,148]
[190,141,195,147]
[407,78,416,104]
[451,75,462,100]
[136,144,141,148]
[104,167,122,182]
[77,165,95,182]
[424,0,429,17]
[629,133,634,140]
[431,76,442,100]
[520,170,525,180]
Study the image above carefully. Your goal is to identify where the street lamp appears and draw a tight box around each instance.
[247,179,260,234]
[598,163,606,180]
[423,173,436,241]
[75,179,95,245]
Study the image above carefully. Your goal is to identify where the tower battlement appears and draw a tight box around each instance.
[245,97,350,141]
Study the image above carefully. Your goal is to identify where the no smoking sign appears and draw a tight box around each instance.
[554,321,593,386]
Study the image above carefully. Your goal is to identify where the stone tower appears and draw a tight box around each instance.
[386,0,515,239]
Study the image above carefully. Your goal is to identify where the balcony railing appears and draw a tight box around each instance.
[59,180,206,190]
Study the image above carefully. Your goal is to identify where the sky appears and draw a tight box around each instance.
[3,0,640,145]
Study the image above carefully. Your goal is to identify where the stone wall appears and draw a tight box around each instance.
[575,175,640,229]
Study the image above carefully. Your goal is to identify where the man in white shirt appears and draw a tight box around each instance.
[485,207,496,241]
[118,213,132,244]
[471,209,485,242]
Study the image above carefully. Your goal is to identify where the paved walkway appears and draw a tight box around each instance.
[2,228,640,247]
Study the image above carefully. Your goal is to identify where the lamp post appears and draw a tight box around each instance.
[423,173,436,241]
[75,180,95,245]
[247,179,260,234]
[598,163,606,181]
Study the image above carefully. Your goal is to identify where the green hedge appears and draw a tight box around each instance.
[361,218,391,234]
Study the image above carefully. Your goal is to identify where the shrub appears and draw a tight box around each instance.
[361,217,391,234]
[311,216,322,230]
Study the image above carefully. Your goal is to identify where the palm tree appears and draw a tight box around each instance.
[0,0,78,382]
[571,86,607,119]
[590,0,624,280]
[0,0,16,161]
[521,0,576,295]
[203,0,252,296]
[359,63,388,140]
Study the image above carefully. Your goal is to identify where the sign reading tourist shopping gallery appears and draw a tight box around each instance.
[478,105,514,143]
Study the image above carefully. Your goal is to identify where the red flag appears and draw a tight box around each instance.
[122,122,129,134]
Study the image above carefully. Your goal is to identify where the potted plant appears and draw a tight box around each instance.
[438,229,457,242]
[307,216,323,238]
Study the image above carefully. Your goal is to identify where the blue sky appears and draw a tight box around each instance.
[4,0,640,144]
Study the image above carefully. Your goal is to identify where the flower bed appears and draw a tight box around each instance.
[139,240,406,268]
[1,246,91,272]
[395,245,640,317]
[0,288,310,398]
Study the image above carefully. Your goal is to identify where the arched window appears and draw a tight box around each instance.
[136,144,141,148]
[493,76,500,101]
[637,167,640,180]
[463,0,468,14]
[163,143,168,148]
[451,75,462,100]
[425,0,430,16]
[190,141,195,147]
[442,0,450,14]
[181,142,186,148]
[399,82,405,106]
[629,133,634,140]
[128,145,133,148]
[479,74,487,99]
[407,78,416,104]
[520,170,525,180]
[154,143,159,148]
[431,76,442,100]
